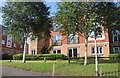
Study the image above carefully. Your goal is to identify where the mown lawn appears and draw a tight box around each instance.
[2,60,119,76]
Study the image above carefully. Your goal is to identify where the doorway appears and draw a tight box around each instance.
[68,48,77,57]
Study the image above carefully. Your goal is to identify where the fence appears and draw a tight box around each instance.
[52,57,119,76]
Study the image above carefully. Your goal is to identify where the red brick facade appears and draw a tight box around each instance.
[1,25,24,55]
[27,20,120,57]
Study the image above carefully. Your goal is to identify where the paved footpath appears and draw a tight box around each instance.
[2,66,51,76]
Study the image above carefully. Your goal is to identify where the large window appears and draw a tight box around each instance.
[113,47,120,53]
[92,46,103,55]
[112,30,120,42]
[68,34,78,44]
[52,34,61,46]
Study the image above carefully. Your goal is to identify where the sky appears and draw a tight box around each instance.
[0,2,58,25]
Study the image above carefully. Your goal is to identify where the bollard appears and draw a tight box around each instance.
[44,57,46,63]
[100,66,102,76]
[10,58,12,62]
[52,62,56,76]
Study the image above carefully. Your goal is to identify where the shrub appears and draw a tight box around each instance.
[13,54,23,60]
[13,54,65,60]
[109,54,120,60]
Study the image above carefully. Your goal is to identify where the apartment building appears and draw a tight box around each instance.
[27,17,120,57]
[1,25,24,55]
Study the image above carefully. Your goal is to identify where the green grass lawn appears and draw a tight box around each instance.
[2,60,119,76]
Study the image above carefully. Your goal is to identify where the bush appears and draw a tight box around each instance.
[2,53,13,60]
[13,54,65,60]
[13,54,23,60]
[109,54,120,60]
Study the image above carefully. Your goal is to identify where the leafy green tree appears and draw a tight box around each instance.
[1,2,51,63]
[93,2,120,29]
[56,2,98,65]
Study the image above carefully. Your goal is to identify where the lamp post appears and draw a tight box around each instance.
[94,22,98,76]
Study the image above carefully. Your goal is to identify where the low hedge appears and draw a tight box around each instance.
[13,54,23,60]
[109,54,120,60]
[13,54,65,60]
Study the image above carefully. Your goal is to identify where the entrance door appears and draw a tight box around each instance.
[68,48,77,57]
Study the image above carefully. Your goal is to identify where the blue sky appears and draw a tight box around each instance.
[0,2,58,25]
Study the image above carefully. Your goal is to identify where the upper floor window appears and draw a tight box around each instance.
[89,26,103,38]
[68,34,78,44]
[1,40,5,45]
[53,22,61,31]
[113,47,120,53]
[92,46,103,55]
[2,30,6,35]
[112,30,120,42]
[52,34,62,46]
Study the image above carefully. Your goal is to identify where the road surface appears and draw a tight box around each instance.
[2,66,51,76]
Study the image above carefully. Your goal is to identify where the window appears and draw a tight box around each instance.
[53,22,61,31]
[113,47,120,53]
[1,40,5,45]
[52,34,61,46]
[32,50,36,55]
[112,30,120,42]
[90,26,103,38]
[2,30,6,35]
[68,48,77,57]
[53,49,61,54]
[14,43,16,48]
[92,46,103,55]
[68,34,78,44]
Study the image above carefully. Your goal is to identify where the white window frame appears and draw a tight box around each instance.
[113,47,120,53]
[92,46,103,55]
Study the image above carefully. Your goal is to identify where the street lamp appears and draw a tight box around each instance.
[93,22,98,76]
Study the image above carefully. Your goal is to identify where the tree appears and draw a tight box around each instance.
[56,2,98,65]
[93,2,120,30]
[1,2,51,63]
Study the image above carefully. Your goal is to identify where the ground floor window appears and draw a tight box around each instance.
[53,49,61,54]
[92,46,103,55]
[113,47,120,53]
[68,48,77,57]
[31,50,36,55]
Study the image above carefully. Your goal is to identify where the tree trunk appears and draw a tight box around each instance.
[22,33,27,63]
[84,37,88,65]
